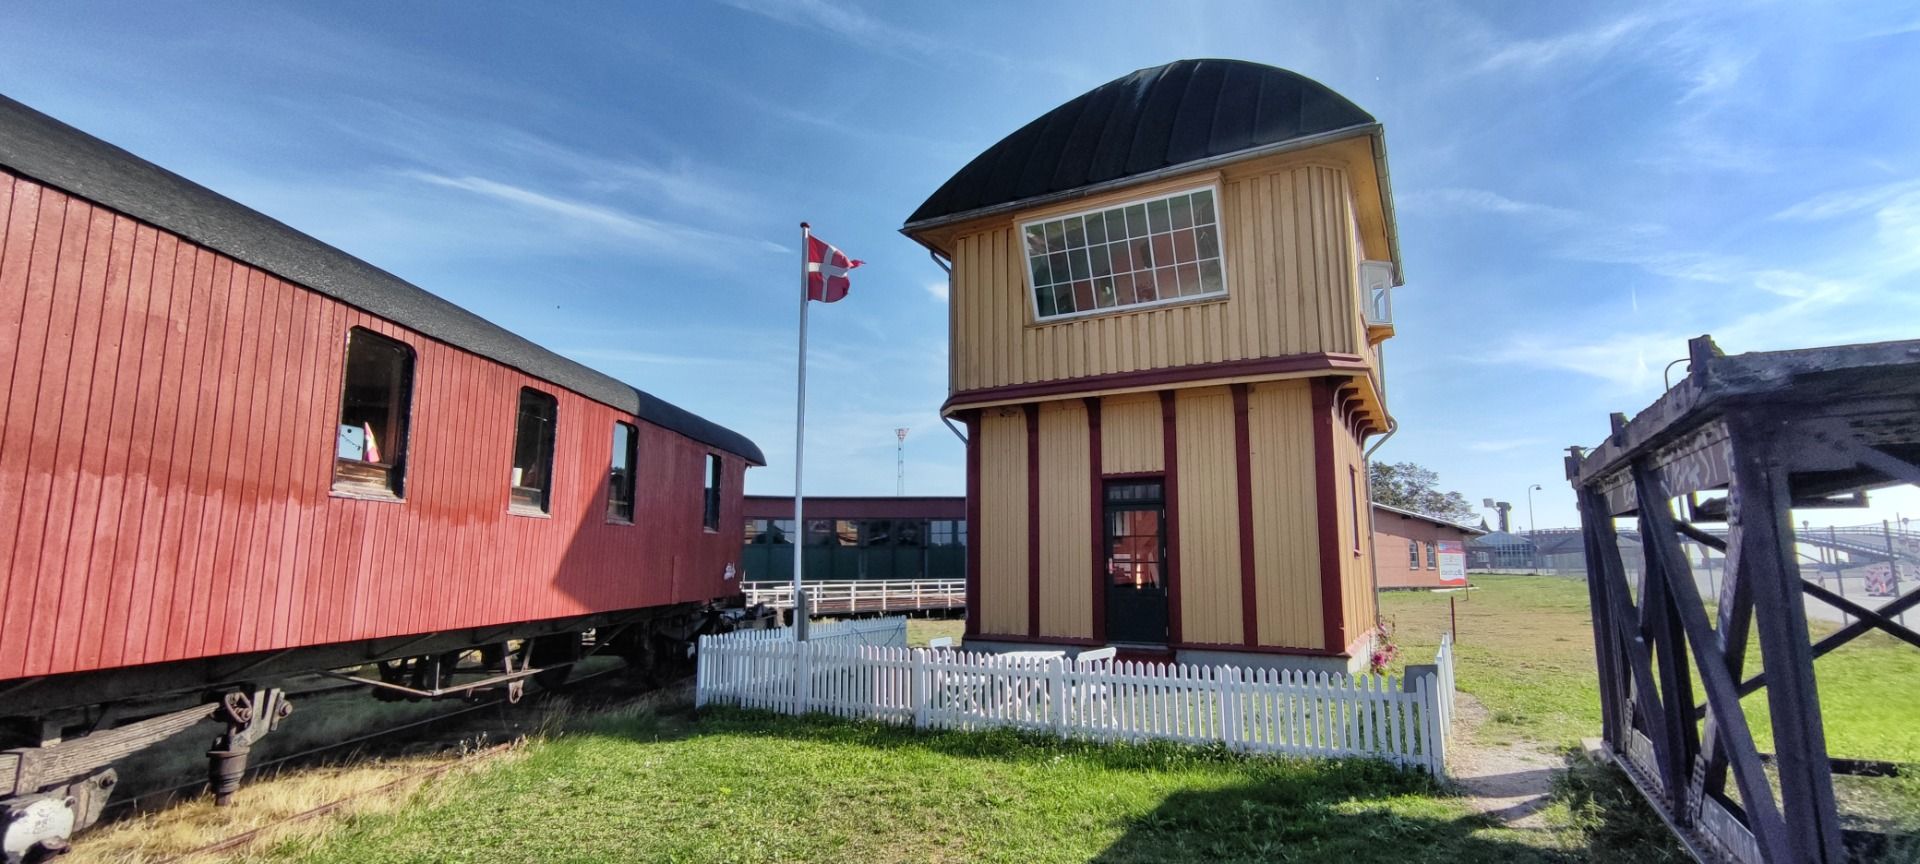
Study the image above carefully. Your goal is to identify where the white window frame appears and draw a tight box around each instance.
[1019,184,1230,325]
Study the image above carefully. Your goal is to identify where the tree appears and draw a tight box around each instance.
[1368,461,1477,523]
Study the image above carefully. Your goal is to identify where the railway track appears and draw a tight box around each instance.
[99,664,654,822]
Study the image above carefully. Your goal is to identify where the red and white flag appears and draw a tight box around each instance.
[805,234,862,303]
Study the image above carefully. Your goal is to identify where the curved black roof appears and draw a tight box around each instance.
[906,59,1375,228]
[0,93,763,465]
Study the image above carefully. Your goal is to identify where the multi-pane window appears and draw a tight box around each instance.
[1022,187,1225,321]
[1408,540,1420,569]
[1427,541,1439,570]
[702,453,722,531]
[607,421,637,523]
[333,328,414,498]
[929,520,968,547]
[510,388,558,514]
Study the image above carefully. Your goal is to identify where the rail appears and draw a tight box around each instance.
[741,579,964,615]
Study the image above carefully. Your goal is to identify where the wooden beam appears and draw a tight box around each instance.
[1725,412,1846,863]
[1631,461,1701,818]
[1724,588,1920,705]
[1635,462,1790,861]
[1800,580,1920,650]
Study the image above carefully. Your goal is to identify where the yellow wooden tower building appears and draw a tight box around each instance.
[903,59,1401,671]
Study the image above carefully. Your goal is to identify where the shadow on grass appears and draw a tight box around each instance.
[583,706,1572,864]
[1090,782,1566,864]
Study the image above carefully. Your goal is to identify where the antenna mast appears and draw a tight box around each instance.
[895,427,909,495]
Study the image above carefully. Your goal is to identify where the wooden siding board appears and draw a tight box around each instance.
[1025,403,1040,637]
[68,214,139,672]
[15,196,95,677]
[45,208,119,675]
[1037,400,1092,639]
[1311,379,1347,652]
[1247,380,1322,649]
[977,408,1029,636]
[1173,387,1242,646]
[0,176,30,419]
[1160,391,1182,644]
[1099,393,1163,475]
[1086,398,1105,643]
[128,234,186,666]
[92,221,158,669]
[946,156,1368,399]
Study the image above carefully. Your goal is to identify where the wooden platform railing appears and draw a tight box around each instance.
[741,580,965,615]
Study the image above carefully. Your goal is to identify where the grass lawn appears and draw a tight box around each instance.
[1383,574,1920,848]
[1381,575,1920,761]
[270,709,1566,864]
[227,578,1913,863]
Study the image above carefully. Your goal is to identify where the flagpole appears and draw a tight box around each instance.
[791,222,811,641]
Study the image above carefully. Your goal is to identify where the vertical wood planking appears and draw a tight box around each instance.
[946,159,1367,396]
[975,408,1029,635]
[1036,400,1092,639]
[0,172,755,680]
[1172,386,1242,645]
[1248,380,1323,649]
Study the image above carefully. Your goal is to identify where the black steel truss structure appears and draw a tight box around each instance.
[1568,335,1920,863]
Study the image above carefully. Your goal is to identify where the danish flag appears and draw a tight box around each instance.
[805,234,862,303]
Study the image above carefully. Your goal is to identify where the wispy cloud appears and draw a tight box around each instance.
[716,0,943,58]
[1401,187,1581,223]
[1406,186,1748,283]
[402,171,788,255]
[1468,437,1545,453]
[1772,178,1920,221]
[1475,13,1660,74]
[924,280,948,302]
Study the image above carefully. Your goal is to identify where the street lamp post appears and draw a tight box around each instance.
[1526,484,1542,574]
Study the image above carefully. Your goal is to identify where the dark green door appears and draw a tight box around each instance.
[1104,479,1168,644]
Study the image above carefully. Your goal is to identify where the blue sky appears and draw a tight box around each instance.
[5,2,1919,530]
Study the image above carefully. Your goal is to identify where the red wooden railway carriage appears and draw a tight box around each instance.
[0,94,762,853]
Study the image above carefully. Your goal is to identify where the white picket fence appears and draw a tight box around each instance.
[697,622,1458,777]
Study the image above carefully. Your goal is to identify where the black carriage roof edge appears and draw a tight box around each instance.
[0,93,765,466]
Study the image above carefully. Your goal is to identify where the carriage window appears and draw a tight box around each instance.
[332,328,414,498]
[607,422,637,523]
[702,453,722,531]
[510,388,558,515]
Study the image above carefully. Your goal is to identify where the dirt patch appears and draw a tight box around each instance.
[1447,693,1566,830]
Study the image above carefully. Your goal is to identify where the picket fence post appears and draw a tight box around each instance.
[1050,658,1068,736]
[694,634,709,708]
[794,640,813,714]
[1219,666,1241,751]
[911,648,929,730]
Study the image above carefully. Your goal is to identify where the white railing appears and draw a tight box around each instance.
[741,580,965,614]
[697,625,1456,777]
[717,615,909,648]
